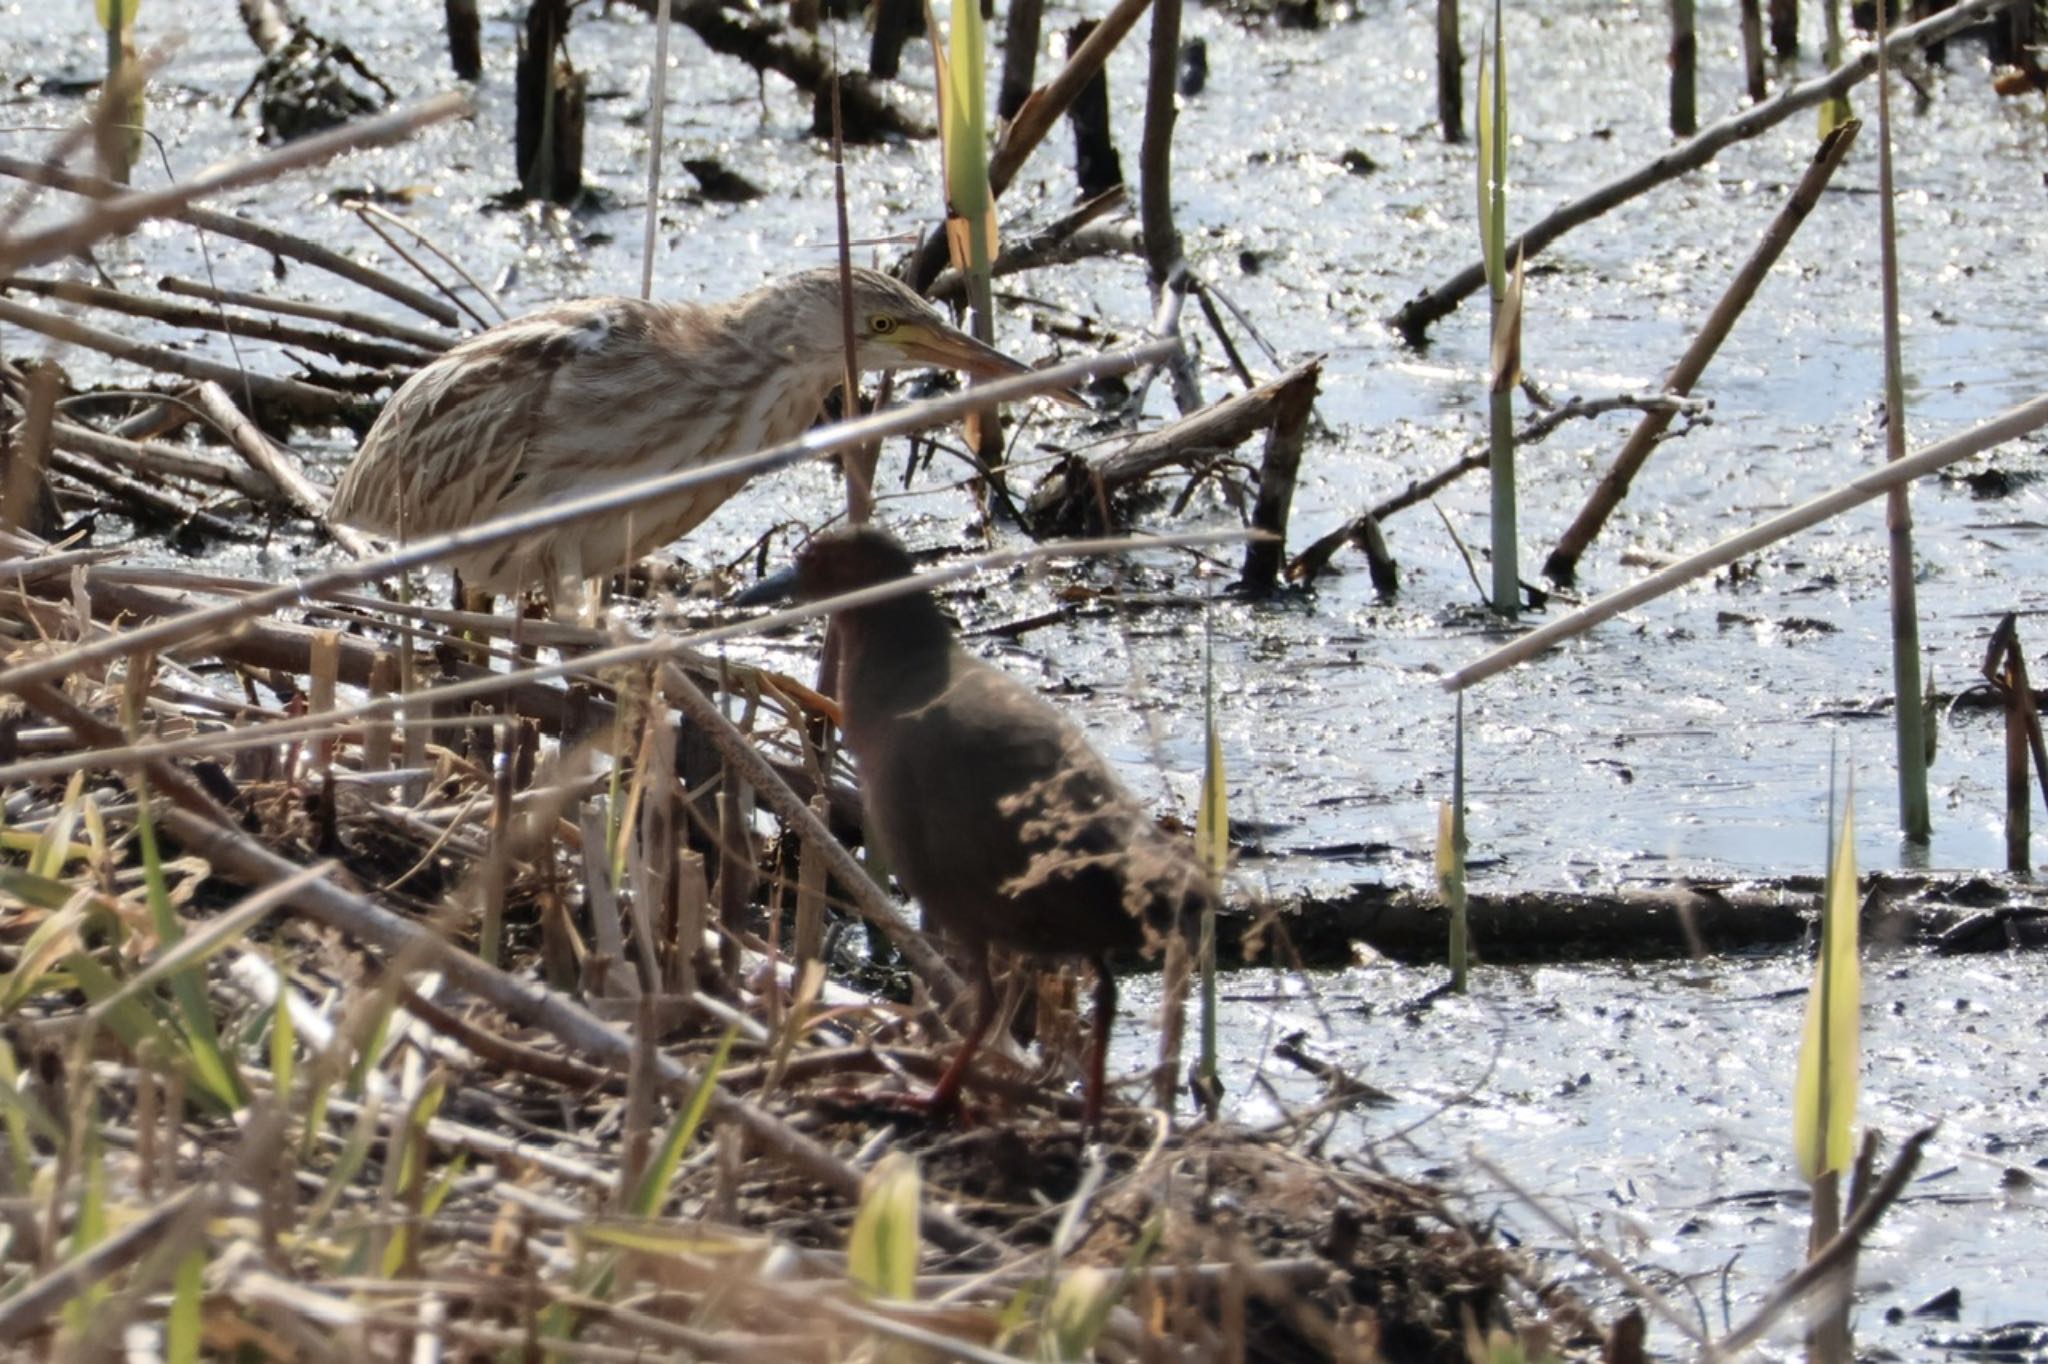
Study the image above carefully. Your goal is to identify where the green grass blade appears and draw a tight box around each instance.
[167,1249,204,1364]
[629,1022,739,1216]
[132,773,243,1107]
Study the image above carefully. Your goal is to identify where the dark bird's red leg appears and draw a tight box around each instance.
[923,951,999,1118]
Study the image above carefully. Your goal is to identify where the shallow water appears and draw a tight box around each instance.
[11,0,2048,901]
[1123,950,2048,1359]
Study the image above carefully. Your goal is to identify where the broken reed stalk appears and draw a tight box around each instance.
[640,0,674,302]
[1387,0,2007,344]
[1669,0,1697,136]
[445,0,483,79]
[0,340,1174,697]
[1477,0,1516,618]
[1024,356,1321,532]
[1237,363,1318,593]
[998,0,1044,120]
[1770,0,1798,54]
[1543,119,1860,586]
[1874,0,1931,842]
[1436,0,1463,142]
[1444,388,2048,691]
[828,72,879,526]
[1139,0,1184,298]
[1981,615,2048,873]
[1740,0,1768,101]
[187,380,377,555]
[1065,20,1126,201]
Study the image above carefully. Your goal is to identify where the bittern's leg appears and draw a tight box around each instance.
[1084,955,1117,1129]
[924,948,998,1118]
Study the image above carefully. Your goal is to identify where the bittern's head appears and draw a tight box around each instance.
[746,266,1042,384]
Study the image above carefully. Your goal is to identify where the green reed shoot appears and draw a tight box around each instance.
[1873,0,1930,840]
[1438,695,1470,992]
[848,1151,921,1302]
[936,0,997,335]
[1794,788,1860,1185]
[167,1250,204,1364]
[1476,0,1519,617]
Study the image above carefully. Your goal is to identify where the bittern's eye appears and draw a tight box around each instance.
[868,314,898,335]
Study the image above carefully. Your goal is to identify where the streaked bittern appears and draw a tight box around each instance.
[328,267,1046,602]
[796,527,1214,1125]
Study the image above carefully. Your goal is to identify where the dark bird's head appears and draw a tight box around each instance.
[794,525,921,601]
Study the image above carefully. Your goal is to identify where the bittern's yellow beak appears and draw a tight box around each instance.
[898,322,1090,409]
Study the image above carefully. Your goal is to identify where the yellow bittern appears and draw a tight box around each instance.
[328,267,1045,602]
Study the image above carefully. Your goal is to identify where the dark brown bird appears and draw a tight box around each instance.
[797,528,1216,1125]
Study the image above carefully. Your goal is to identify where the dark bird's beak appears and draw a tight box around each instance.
[735,562,801,609]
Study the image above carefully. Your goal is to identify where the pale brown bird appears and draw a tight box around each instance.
[798,528,1216,1126]
[329,267,1047,603]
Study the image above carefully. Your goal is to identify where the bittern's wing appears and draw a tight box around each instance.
[333,297,711,538]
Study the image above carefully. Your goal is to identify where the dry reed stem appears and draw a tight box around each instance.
[188,381,377,556]
[1544,117,1862,583]
[0,528,1245,789]
[0,95,468,281]
[0,297,368,422]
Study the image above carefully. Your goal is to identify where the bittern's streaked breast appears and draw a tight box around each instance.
[327,266,1043,598]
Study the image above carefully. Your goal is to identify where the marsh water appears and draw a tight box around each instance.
[6,0,2048,1354]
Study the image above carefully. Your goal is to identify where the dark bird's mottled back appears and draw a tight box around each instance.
[798,528,1216,1123]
